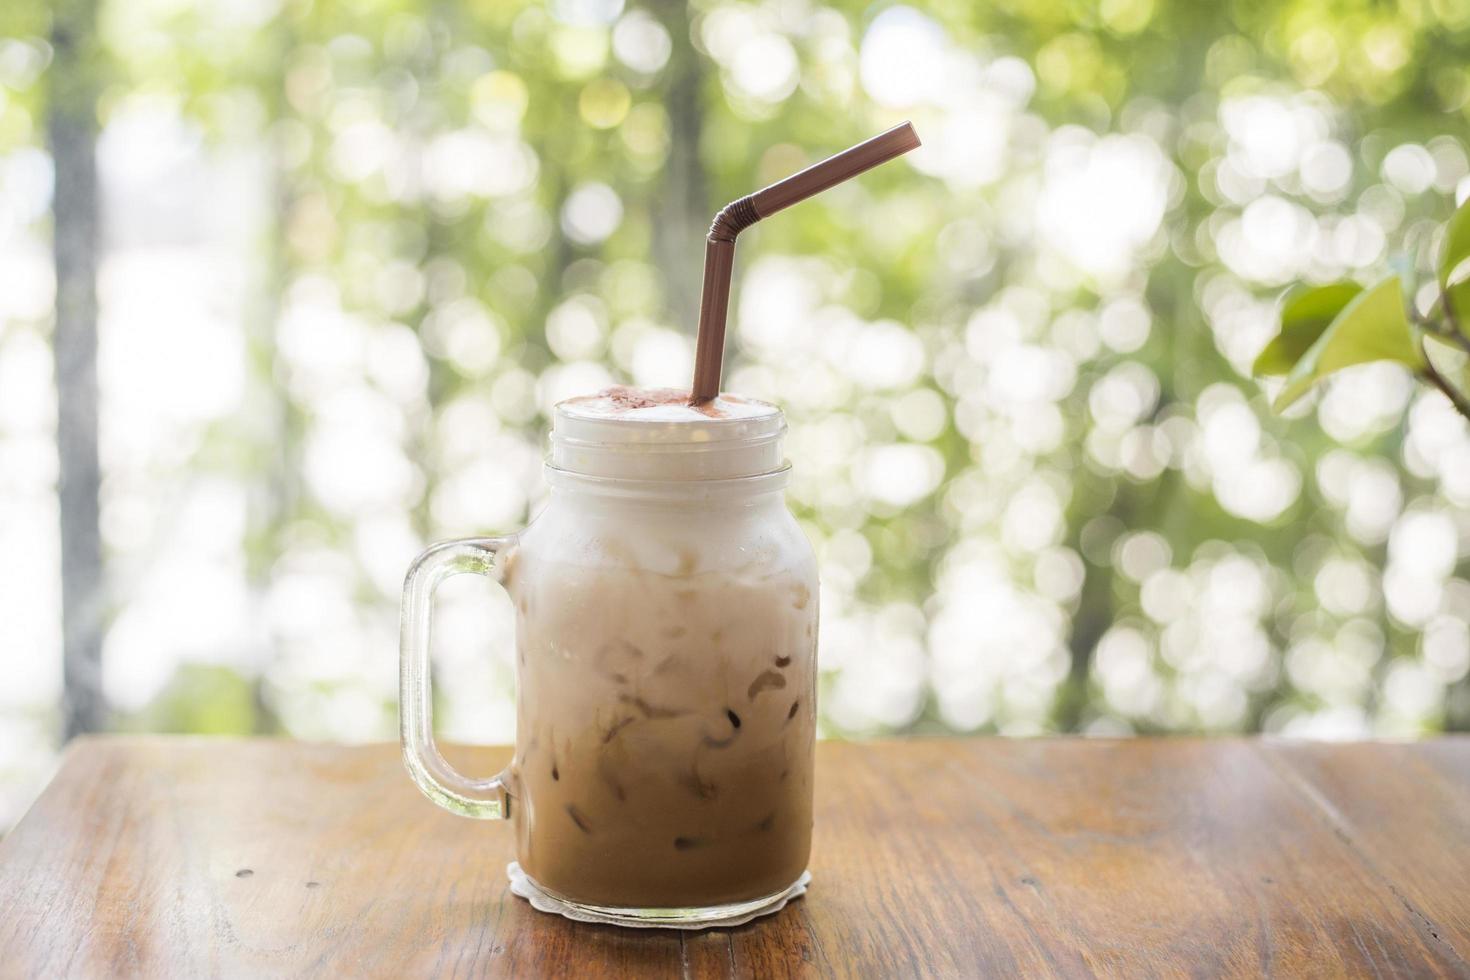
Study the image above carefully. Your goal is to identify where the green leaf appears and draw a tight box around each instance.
[1253,283,1362,377]
[1442,197,1470,325]
[1441,197,1470,289]
[1271,276,1424,412]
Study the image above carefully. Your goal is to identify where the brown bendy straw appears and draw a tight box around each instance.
[690,121,922,404]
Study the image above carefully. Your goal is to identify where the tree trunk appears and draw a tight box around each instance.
[241,15,299,736]
[49,0,106,738]
[648,0,709,336]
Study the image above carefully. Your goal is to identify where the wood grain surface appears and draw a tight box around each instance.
[1,736,1467,978]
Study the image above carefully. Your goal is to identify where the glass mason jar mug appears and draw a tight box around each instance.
[399,389,818,926]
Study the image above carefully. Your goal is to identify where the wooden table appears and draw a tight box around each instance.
[1,737,1467,978]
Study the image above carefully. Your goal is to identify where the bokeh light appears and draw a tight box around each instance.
[3,0,1470,827]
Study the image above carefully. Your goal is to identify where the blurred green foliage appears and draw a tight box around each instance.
[4,0,1470,776]
[121,665,261,735]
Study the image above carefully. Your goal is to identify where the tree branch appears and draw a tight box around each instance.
[1419,338,1470,422]
[1413,307,1470,355]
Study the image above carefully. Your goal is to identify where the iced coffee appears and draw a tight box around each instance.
[504,387,817,909]
[400,124,919,926]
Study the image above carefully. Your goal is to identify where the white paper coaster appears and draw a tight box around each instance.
[507,862,810,930]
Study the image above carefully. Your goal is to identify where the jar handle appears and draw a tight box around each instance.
[399,536,515,820]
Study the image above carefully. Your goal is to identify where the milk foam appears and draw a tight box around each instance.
[552,387,786,481]
[558,386,779,425]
